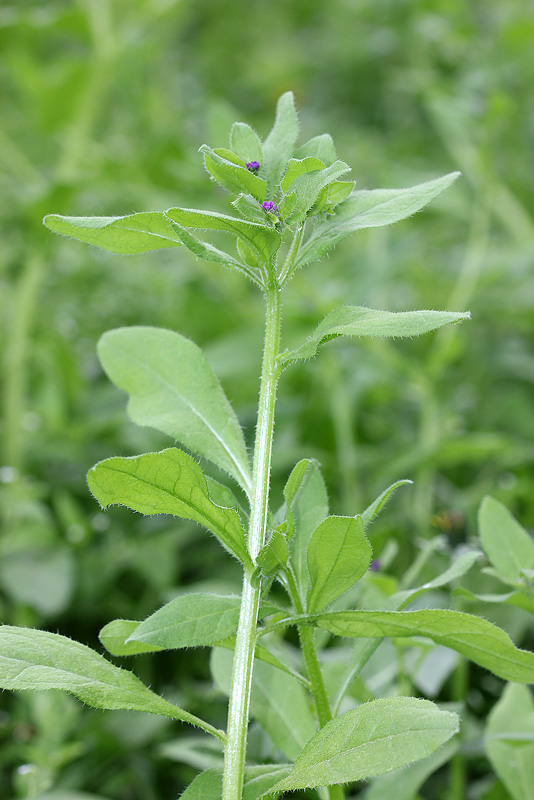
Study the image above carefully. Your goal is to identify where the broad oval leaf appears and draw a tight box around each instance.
[0,626,222,739]
[165,206,280,263]
[269,697,458,792]
[280,307,470,366]
[296,172,461,268]
[97,326,252,497]
[479,496,534,584]
[87,448,250,566]
[262,91,299,194]
[43,212,183,254]
[315,609,534,683]
[230,122,263,166]
[307,515,372,613]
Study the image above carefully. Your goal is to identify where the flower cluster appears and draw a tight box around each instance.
[246,161,260,172]
[262,200,278,214]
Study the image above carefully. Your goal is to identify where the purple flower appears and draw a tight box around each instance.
[262,200,278,214]
[370,559,381,572]
[246,161,260,172]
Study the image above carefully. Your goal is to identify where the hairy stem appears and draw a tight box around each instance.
[222,285,282,800]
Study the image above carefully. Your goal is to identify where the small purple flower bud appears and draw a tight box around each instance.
[370,559,381,572]
[246,161,260,172]
[262,200,274,211]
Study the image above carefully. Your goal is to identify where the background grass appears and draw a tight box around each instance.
[1,1,533,798]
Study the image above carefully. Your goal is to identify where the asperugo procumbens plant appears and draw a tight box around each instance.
[2,92,534,800]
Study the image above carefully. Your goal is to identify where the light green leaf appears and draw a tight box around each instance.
[201,145,267,201]
[0,626,222,739]
[364,740,457,800]
[295,133,336,166]
[281,157,324,193]
[181,764,291,799]
[230,122,263,166]
[43,211,183,254]
[284,160,352,223]
[361,479,413,528]
[166,221,259,284]
[99,619,163,656]
[394,550,481,610]
[486,684,534,800]
[211,648,316,760]
[314,609,534,683]
[232,194,267,224]
[279,307,470,366]
[324,181,355,210]
[296,172,461,268]
[257,527,289,575]
[284,460,329,597]
[165,206,280,263]
[307,515,372,613]
[97,326,252,496]
[87,448,250,566]
[262,91,299,194]
[159,735,224,771]
[130,593,242,649]
[479,496,534,584]
[269,697,458,792]
[215,636,307,685]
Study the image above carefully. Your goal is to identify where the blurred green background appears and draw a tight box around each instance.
[1,1,533,798]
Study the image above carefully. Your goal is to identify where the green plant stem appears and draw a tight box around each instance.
[285,569,345,800]
[222,285,282,800]
[448,658,468,800]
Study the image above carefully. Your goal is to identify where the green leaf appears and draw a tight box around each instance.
[479,496,534,584]
[256,527,289,575]
[99,619,163,656]
[232,194,268,224]
[87,448,250,566]
[324,181,355,210]
[211,648,316,760]
[166,221,259,284]
[230,122,263,166]
[0,626,222,739]
[97,326,252,496]
[364,740,457,800]
[43,211,183,254]
[314,609,534,683]
[269,697,458,792]
[361,479,413,528]
[284,160,352,223]
[165,206,280,263]
[284,460,329,597]
[281,157,324,193]
[181,764,291,799]
[295,133,336,166]
[394,550,481,610]
[296,172,461,268]
[486,684,534,800]
[201,145,267,201]
[279,306,470,366]
[130,593,243,650]
[262,91,299,194]
[307,515,372,613]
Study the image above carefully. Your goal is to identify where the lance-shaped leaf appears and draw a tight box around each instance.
[43,211,183,254]
[100,619,163,656]
[262,91,299,194]
[167,221,260,285]
[279,307,470,366]
[98,326,252,497]
[0,626,223,739]
[230,122,263,166]
[314,609,534,683]
[165,206,280,263]
[393,550,481,610]
[296,172,460,268]
[182,764,291,799]
[479,496,534,584]
[361,479,413,528]
[257,527,289,575]
[307,516,372,613]
[295,133,336,166]
[87,448,250,566]
[200,145,267,201]
[486,684,534,800]
[283,160,352,223]
[269,697,458,793]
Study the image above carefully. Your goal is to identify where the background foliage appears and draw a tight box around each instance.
[1,1,533,798]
